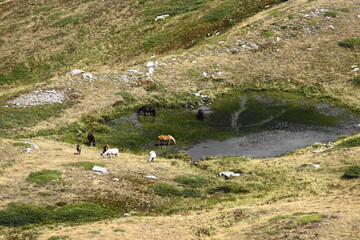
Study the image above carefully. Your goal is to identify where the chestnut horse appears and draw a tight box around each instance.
[103,144,110,154]
[157,135,176,145]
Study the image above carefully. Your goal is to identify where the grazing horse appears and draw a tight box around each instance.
[103,144,110,154]
[137,106,156,116]
[196,109,205,121]
[87,133,96,146]
[157,135,176,145]
[76,144,81,155]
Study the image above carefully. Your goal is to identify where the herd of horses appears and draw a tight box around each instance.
[81,105,205,155]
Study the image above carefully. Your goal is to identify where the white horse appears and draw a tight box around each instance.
[149,151,156,162]
[102,148,119,158]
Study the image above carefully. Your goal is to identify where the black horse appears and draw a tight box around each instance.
[196,109,205,121]
[137,106,156,116]
[87,133,96,146]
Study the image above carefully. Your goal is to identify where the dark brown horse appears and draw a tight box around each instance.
[157,135,176,145]
[137,106,156,116]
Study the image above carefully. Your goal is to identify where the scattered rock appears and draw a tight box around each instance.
[22,141,39,149]
[112,178,120,181]
[303,9,329,18]
[236,40,261,50]
[8,89,74,108]
[124,213,131,217]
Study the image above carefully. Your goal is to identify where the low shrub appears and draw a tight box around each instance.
[26,170,62,185]
[338,38,360,49]
[269,215,290,222]
[342,165,360,179]
[152,183,181,197]
[0,202,50,226]
[174,175,209,188]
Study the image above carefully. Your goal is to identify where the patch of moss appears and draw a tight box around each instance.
[152,183,181,197]
[26,170,62,185]
[338,38,360,49]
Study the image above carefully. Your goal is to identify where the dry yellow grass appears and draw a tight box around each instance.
[0,136,359,239]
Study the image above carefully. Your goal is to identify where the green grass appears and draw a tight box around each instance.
[287,13,298,19]
[152,183,181,197]
[324,11,338,18]
[269,10,284,17]
[352,76,360,85]
[26,170,62,185]
[48,236,70,240]
[116,91,135,103]
[338,137,360,148]
[186,69,202,77]
[262,30,275,38]
[65,161,106,171]
[113,228,126,232]
[296,214,325,224]
[51,13,86,27]
[174,175,210,188]
[338,38,360,49]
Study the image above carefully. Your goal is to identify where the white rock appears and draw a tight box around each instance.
[155,14,170,21]
[82,73,93,80]
[329,25,336,29]
[70,69,85,76]
[92,165,108,174]
[313,164,321,168]
[353,68,359,72]
[192,61,197,63]
[146,61,155,67]
[218,171,241,178]
[143,174,158,179]
[148,67,154,75]
[112,178,120,181]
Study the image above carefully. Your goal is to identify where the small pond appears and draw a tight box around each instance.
[109,92,360,159]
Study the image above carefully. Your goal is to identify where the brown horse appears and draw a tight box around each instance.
[103,144,110,153]
[157,135,176,145]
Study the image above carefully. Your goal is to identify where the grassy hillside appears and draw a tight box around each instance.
[0,0,360,239]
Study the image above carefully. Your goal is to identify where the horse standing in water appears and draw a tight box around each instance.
[196,109,205,121]
[157,135,176,145]
[137,106,156,116]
